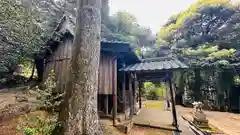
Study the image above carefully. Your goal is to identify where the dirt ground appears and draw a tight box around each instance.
[177,106,240,135]
[0,111,50,135]
[0,87,39,135]
[0,90,172,135]
[101,119,172,135]
[133,100,174,130]
[0,118,22,135]
[1,113,172,135]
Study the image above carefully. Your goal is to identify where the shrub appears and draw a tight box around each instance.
[36,70,64,112]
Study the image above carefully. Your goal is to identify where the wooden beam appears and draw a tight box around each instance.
[133,74,136,114]
[133,73,138,114]
[129,73,133,119]
[105,95,108,114]
[113,58,117,126]
[168,76,179,130]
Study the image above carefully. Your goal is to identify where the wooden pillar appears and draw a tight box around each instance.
[122,72,126,113]
[129,73,133,118]
[105,95,108,114]
[112,58,117,126]
[138,82,143,109]
[133,73,136,114]
[168,74,179,130]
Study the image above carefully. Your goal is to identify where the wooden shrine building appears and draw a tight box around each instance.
[36,15,188,132]
[35,16,141,125]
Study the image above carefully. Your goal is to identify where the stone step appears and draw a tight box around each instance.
[116,120,134,134]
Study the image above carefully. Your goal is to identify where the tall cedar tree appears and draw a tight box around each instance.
[54,0,103,135]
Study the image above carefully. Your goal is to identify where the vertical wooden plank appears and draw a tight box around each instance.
[103,56,107,94]
[108,56,112,94]
[168,74,178,129]
[60,40,66,93]
[53,45,59,80]
[133,73,137,114]
[56,43,63,87]
[109,56,113,94]
[101,56,105,94]
[112,57,117,126]
[100,55,103,94]
[66,39,72,90]
[114,57,117,115]
[99,55,105,94]
[105,56,109,94]
[60,39,68,93]
[61,40,66,93]
[105,95,108,114]
[98,55,101,94]
[43,63,48,81]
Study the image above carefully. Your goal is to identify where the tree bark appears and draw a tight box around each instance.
[54,0,102,135]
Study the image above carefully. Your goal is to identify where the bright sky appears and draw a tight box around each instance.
[109,0,197,34]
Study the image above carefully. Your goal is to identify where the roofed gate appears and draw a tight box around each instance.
[119,57,188,131]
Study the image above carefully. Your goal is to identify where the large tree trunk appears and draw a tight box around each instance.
[54,0,102,135]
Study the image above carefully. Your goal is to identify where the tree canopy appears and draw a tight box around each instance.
[0,0,46,73]
[0,0,155,74]
[157,0,240,107]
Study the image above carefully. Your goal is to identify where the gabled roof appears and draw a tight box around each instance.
[119,57,188,72]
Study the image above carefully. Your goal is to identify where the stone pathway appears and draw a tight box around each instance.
[133,101,195,135]
[177,116,195,135]
[133,107,175,130]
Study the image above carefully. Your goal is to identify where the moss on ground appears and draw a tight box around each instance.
[144,100,164,109]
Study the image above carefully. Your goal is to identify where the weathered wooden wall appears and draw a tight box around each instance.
[43,38,117,95]
[98,54,116,94]
[43,38,72,93]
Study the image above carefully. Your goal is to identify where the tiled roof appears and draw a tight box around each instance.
[119,57,188,72]
[46,15,140,62]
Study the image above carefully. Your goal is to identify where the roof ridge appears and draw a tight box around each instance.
[141,57,175,62]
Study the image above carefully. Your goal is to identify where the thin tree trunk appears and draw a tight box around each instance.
[54,0,102,135]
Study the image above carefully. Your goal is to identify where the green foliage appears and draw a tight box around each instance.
[17,114,57,135]
[234,76,240,85]
[158,0,240,109]
[23,128,38,135]
[143,82,166,100]
[183,46,218,56]
[36,70,64,112]
[209,49,236,59]
[157,0,236,47]
[17,61,37,78]
[104,11,155,50]
[135,50,141,56]
[0,0,46,73]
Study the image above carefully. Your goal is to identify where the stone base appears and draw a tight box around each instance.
[192,111,209,128]
[134,109,140,115]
